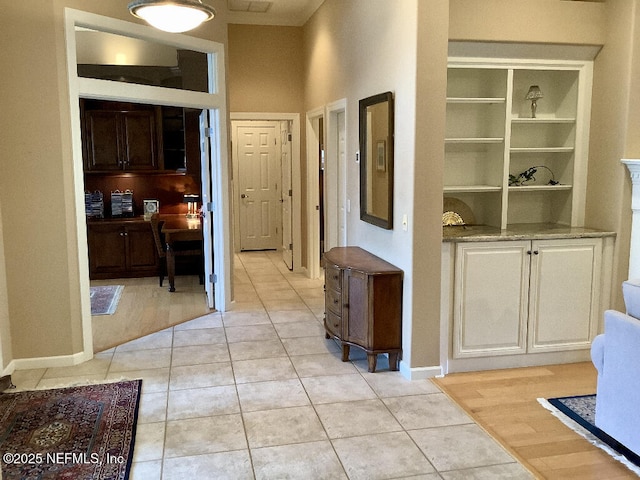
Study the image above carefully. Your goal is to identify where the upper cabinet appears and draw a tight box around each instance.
[81,100,163,172]
[444,58,593,229]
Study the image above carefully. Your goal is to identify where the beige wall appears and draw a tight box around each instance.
[586,1,640,311]
[585,1,634,311]
[303,0,444,369]
[227,25,304,113]
[0,0,228,366]
[449,0,606,45]
[413,1,449,368]
[0,2,81,360]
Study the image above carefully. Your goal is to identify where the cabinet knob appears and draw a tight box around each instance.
[333,299,339,304]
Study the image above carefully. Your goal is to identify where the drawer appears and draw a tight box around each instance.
[325,264,342,292]
[325,309,342,337]
[325,288,342,315]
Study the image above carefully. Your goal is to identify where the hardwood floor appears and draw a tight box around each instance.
[433,363,638,479]
[91,275,209,352]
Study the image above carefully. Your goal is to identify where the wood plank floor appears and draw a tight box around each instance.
[91,275,209,352]
[433,363,638,479]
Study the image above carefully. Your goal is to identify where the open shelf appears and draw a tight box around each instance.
[446,138,504,144]
[508,184,572,192]
[445,185,502,193]
[511,117,575,124]
[444,59,589,230]
[447,97,506,104]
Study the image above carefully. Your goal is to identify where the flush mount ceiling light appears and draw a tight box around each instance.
[128,0,216,33]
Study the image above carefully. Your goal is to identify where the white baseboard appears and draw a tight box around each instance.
[399,361,443,380]
[8,350,93,373]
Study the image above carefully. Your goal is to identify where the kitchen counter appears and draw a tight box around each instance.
[443,223,616,242]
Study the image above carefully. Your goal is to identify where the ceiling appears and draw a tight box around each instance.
[224,0,325,26]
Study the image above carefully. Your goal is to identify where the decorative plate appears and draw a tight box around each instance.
[442,197,475,226]
[442,211,465,226]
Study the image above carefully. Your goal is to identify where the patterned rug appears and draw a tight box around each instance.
[539,394,640,475]
[90,285,124,315]
[0,380,141,480]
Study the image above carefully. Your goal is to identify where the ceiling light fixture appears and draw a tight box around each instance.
[128,0,216,33]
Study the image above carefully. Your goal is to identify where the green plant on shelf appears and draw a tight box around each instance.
[509,165,559,187]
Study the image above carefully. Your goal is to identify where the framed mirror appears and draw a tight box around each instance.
[359,91,394,229]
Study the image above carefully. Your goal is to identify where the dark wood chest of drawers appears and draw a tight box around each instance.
[323,247,403,372]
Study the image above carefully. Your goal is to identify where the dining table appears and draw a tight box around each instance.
[159,214,203,292]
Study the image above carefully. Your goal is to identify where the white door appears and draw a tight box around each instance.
[199,111,215,308]
[236,122,281,250]
[280,121,293,269]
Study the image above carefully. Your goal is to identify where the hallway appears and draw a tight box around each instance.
[12,251,531,479]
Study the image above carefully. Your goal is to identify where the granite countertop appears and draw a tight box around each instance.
[443,223,616,242]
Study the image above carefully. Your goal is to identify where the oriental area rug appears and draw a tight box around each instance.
[539,394,640,476]
[90,285,124,316]
[0,380,141,480]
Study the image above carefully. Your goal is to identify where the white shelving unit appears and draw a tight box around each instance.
[444,59,593,229]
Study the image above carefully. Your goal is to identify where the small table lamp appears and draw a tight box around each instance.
[525,85,544,118]
[183,194,200,218]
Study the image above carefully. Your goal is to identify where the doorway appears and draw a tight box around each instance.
[325,99,348,249]
[65,9,231,356]
[232,121,282,252]
[230,113,301,271]
[306,101,347,278]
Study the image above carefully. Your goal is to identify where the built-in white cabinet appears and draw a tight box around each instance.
[445,59,592,229]
[453,238,602,359]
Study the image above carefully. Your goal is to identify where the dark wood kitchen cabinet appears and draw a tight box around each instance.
[87,218,158,279]
[323,247,403,372]
[81,100,162,172]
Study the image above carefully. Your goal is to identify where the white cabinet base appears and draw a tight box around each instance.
[441,233,614,374]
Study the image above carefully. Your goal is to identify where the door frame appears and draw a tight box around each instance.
[64,9,232,358]
[230,113,301,271]
[306,107,324,279]
[325,99,348,249]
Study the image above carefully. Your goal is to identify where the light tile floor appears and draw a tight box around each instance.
[11,251,534,479]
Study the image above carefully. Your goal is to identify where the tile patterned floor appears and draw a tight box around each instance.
[11,251,534,479]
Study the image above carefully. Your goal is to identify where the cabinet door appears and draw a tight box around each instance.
[453,241,529,358]
[84,111,121,171]
[87,224,127,277]
[125,223,158,273]
[528,238,601,352]
[121,110,158,170]
[343,269,369,348]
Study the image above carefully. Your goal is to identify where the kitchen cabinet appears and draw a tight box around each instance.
[87,219,158,279]
[452,238,602,359]
[323,247,403,372]
[81,100,162,172]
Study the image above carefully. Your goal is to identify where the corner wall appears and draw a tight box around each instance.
[585,0,637,311]
[303,0,448,373]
